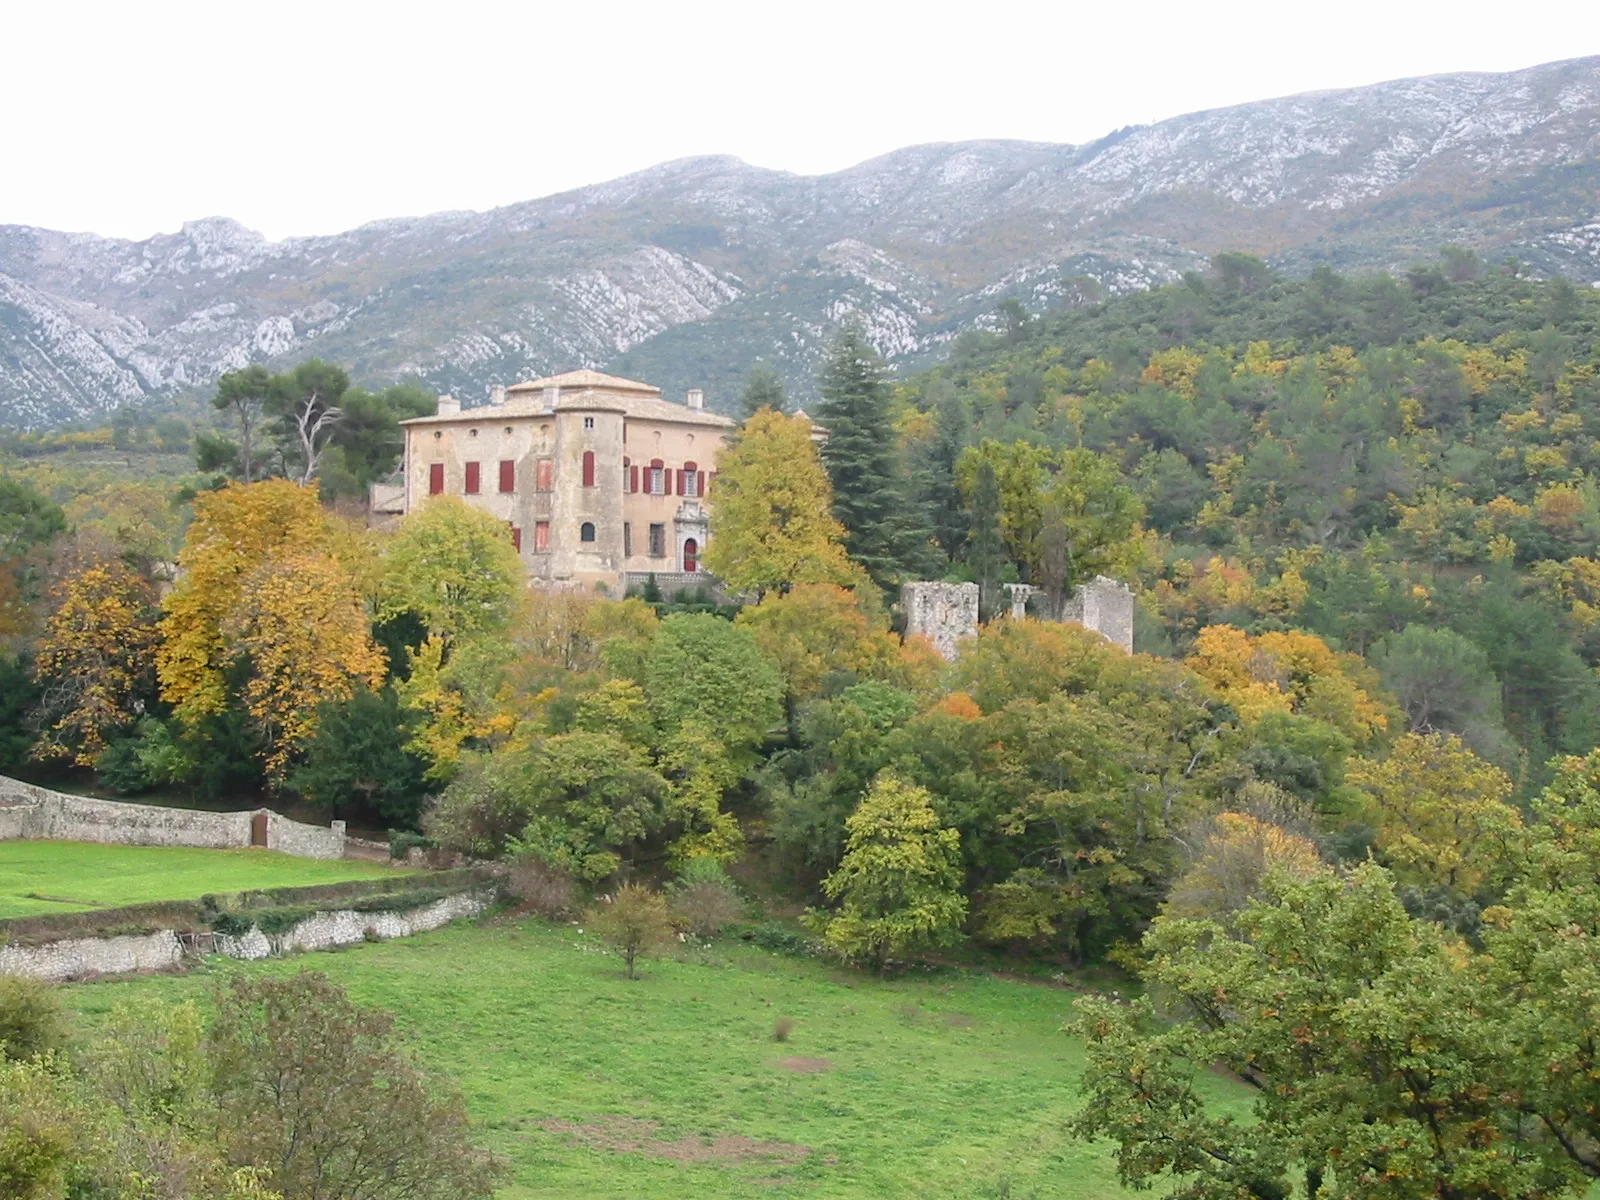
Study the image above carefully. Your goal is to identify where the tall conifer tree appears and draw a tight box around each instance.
[815,326,932,586]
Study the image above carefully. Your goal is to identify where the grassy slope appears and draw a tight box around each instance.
[68,918,1248,1199]
[0,841,400,918]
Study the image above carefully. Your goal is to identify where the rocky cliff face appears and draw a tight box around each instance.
[3,55,1597,426]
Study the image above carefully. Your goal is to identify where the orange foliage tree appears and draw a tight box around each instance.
[32,559,160,764]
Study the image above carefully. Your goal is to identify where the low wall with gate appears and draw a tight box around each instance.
[0,776,345,859]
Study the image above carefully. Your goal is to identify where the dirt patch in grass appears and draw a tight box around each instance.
[777,1055,832,1073]
[541,1116,811,1164]
[944,1012,975,1029]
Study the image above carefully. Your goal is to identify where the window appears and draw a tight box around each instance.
[649,459,665,495]
[499,460,516,493]
[582,450,595,488]
[648,523,666,557]
[535,459,552,492]
[622,457,631,492]
[428,463,444,495]
[683,537,698,573]
[583,416,595,430]
[623,522,632,556]
[464,461,480,494]
[580,521,596,543]
[681,461,698,497]
[534,521,550,552]
[510,525,522,552]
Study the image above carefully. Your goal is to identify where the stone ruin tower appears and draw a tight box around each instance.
[900,582,980,660]
[904,576,1135,661]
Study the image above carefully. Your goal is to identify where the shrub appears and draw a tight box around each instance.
[584,884,676,980]
[208,972,505,1199]
[504,849,576,918]
[389,830,433,860]
[738,921,817,957]
[0,975,65,1062]
[667,857,743,939]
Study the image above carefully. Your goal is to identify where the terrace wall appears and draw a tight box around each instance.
[0,776,344,859]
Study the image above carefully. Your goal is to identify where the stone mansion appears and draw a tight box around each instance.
[395,370,736,590]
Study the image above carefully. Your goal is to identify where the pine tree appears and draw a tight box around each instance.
[815,326,932,587]
[740,363,787,418]
[966,458,1005,620]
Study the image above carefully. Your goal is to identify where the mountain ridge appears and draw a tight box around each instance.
[2,54,1598,427]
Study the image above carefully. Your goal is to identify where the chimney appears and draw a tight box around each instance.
[543,385,559,411]
[436,394,460,416]
[490,384,506,407]
[686,388,704,410]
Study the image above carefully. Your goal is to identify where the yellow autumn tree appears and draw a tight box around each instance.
[157,480,331,722]
[735,583,900,703]
[702,409,859,597]
[1164,809,1327,922]
[32,559,160,764]
[1185,624,1390,744]
[222,552,387,779]
[1347,732,1522,892]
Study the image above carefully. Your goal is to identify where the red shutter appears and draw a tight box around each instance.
[675,469,684,495]
[510,526,521,551]
[464,461,480,494]
[499,460,515,493]
[697,470,706,496]
[630,465,639,493]
[582,450,595,488]
[428,463,444,495]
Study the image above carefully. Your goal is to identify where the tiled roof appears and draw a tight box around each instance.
[506,369,659,394]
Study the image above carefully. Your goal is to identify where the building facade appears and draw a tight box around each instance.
[398,370,736,589]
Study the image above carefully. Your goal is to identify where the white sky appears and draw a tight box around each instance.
[6,0,1596,242]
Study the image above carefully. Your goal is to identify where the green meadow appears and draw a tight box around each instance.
[68,916,1249,1199]
[0,839,400,918]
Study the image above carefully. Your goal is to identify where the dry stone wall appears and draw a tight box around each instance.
[0,776,344,859]
[214,890,492,960]
[0,930,184,982]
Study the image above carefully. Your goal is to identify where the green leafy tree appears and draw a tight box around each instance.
[816,325,932,585]
[809,771,967,970]
[208,972,504,1199]
[265,359,351,485]
[644,613,783,759]
[740,362,787,417]
[584,883,677,979]
[210,364,273,483]
[1070,827,1600,1200]
[289,686,430,825]
[1369,624,1512,761]
[381,497,523,647]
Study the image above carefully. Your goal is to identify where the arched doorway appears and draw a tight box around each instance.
[682,538,698,573]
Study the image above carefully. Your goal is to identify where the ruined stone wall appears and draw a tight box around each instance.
[902,582,979,660]
[0,776,345,859]
[1059,575,1135,653]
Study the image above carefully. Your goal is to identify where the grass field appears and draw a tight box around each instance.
[0,840,402,918]
[67,917,1248,1199]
